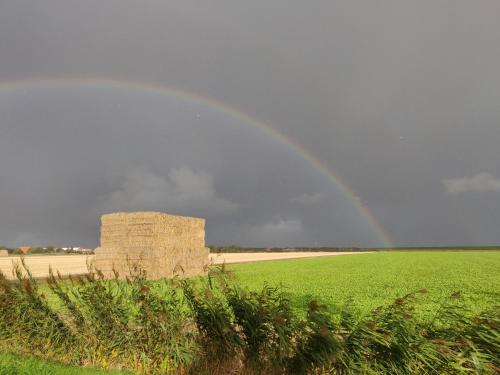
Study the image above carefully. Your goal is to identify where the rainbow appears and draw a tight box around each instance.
[0,76,393,247]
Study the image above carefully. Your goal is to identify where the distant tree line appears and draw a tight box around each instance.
[208,245,364,253]
[0,246,94,255]
[208,246,500,253]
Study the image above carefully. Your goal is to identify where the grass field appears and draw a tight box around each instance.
[228,251,500,316]
[0,352,130,375]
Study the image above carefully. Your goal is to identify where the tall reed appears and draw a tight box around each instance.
[0,260,498,374]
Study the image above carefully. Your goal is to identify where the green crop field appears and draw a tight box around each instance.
[228,251,500,316]
[36,250,499,316]
[38,250,499,316]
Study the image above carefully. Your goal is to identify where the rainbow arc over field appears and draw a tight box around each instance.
[0,76,393,247]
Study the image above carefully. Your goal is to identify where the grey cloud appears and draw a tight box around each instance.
[98,167,240,216]
[12,232,47,247]
[1,1,500,246]
[244,216,304,248]
[443,173,500,194]
[290,192,324,205]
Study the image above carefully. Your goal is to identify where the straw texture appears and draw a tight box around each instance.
[94,212,209,279]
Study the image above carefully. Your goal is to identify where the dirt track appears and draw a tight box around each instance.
[0,252,370,280]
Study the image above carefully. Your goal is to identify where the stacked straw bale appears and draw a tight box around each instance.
[94,212,209,279]
[0,250,8,257]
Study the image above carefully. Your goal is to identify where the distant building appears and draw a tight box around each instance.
[18,246,31,254]
[60,247,94,254]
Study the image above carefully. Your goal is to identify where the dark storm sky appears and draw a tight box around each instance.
[0,1,499,248]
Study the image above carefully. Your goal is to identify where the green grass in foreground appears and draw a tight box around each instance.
[0,352,129,375]
[228,251,500,316]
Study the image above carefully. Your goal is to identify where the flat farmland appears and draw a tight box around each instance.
[230,251,500,315]
[0,255,92,279]
[2,251,498,316]
[0,251,367,279]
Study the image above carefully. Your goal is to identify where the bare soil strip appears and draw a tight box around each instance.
[209,251,370,264]
[0,252,370,280]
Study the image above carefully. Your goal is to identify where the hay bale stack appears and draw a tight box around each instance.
[0,249,8,257]
[94,212,209,279]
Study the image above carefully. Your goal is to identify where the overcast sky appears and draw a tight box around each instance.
[1,1,499,248]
